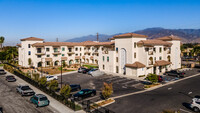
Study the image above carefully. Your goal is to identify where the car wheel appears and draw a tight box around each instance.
[193,107,199,112]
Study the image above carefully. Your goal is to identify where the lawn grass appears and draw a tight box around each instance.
[38,67,75,75]
[0,64,4,67]
[83,64,98,69]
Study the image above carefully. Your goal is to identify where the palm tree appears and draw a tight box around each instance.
[0,36,5,49]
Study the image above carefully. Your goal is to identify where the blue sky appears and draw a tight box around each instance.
[0,0,200,45]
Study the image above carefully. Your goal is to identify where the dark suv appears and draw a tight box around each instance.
[0,69,6,75]
[164,70,185,78]
[73,89,96,101]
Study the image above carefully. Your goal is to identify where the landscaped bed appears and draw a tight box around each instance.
[144,83,161,89]
[90,98,115,110]
[38,67,75,75]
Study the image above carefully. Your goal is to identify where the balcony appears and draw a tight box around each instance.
[148,51,153,55]
[67,51,75,54]
[35,52,45,55]
[52,51,61,55]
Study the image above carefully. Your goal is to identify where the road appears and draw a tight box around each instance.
[106,74,200,113]
[0,74,56,113]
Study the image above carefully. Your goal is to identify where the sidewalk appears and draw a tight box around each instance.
[5,70,85,113]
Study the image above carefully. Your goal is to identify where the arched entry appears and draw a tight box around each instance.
[69,60,73,65]
[120,48,127,75]
[54,61,59,66]
[38,62,42,67]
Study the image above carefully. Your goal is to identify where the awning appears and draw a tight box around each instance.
[154,60,171,66]
[125,61,146,68]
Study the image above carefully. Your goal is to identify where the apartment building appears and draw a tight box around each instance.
[17,33,181,77]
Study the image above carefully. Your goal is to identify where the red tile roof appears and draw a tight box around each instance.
[125,62,146,68]
[154,60,171,66]
[21,37,44,41]
[113,33,148,38]
[156,35,181,41]
[137,40,172,46]
[16,44,21,47]
[32,41,115,47]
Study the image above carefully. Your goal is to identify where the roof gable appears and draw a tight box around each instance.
[21,37,44,41]
[113,33,148,39]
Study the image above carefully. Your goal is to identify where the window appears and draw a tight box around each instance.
[80,53,82,56]
[46,48,50,52]
[54,54,58,57]
[62,47,65,51]
[103,56,105,61]
[75,54,78,56]
[159,56,162,60]
[75,48,78,51]
[154,57,156,61]
[28,44,31,48]
[134,52,136,58]
[68,54,72,56]
[134,42,136,48]
[62,54,65,56]
[145,48,149,51]
[103,65,105,70]
[159,66,162,73]
[46,61,50,65]
[28,51,31,55]
[116,66,119,73]
[116,47,118,53]
[37,48,42,53]
[159,47,162,53]
[68,48,72,52]
[46,54,50,57]
[107,57,109,62]
[153,48,156,52]
[54,48,58,52]
[80,48,82,51]
[116,57,118,62]
[37,55,41,58]
[88,53,90,56]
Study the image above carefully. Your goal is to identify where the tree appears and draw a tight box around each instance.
[60,85,71,99]
[39,76,47,86]
[48,80,58,91]
[28,58,32,66]
[5,47,18,62]
[32,73,40,82]
[62,61,66,68]
[0,36,5,49]
[101,82,113,99]
[146,73,158,83]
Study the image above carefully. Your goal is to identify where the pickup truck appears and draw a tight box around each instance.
[16,85,35,96]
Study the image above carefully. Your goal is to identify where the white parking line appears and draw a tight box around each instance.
[180,108,192,113]
[168,87,172,90]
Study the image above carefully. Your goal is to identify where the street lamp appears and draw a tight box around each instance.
[61,59,63,88]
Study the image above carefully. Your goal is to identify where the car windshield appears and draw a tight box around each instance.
[0,70,4,72]
[78,91,84,94]
[21,86,31,90]
[40,97,48,101]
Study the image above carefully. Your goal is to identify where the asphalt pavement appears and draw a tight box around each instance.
[0,73,56,113]
[106,73,200,113]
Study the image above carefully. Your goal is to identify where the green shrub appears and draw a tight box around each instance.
[101,82,113,99]
[83,64,98,69]
[32,73,40,82]
[39,76,47,86]
[60,85,71,99]
[48,80,58,91]
[138,75,145,77]
[146,73,158,83]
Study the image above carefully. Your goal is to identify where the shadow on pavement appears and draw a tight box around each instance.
[182,102,193,111]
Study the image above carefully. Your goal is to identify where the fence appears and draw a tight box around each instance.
[3,63,82,111]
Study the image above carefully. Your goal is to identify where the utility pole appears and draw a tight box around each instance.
[97,32,99,42]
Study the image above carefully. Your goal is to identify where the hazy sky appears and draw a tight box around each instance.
[0,0,200,45]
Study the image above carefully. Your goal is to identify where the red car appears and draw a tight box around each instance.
[157,75,163,82]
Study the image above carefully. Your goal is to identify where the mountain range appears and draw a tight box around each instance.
[66,27,200,43]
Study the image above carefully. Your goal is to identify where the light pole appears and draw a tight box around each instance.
[61,59,63,88]
[41,58,43,77]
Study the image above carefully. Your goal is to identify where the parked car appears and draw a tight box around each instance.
[88,68,98,75]
[70,84,81,92]
[82,69,91,74]
[157,75,163,82]
[0,69,6,75]
[16,85,35,96]
[78,67,86,73]
[0,107,3,113]
[46,75,58,82]
[190,98,200,112]
[164,70,185,78]
[30,94,50,107]
[73,89,96,101]
[6,75,16,82]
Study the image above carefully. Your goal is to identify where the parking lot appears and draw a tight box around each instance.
[0,73,56,113]
[58,72,144,102]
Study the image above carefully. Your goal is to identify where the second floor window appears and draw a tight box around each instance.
[116,47,118,53]
[134,42,136,48]
[68,48,72,52]
[75,48,78,51]
[134,53,136,58]
[159,47,162,53]
[28,44,31,48]
[159,56,162,60]
[37,48,41,53]
[62,47,65,51]
[46,48,50,52]
[103,56,105,61]
[116,57,118,62]
[62,54,65,56]
[107,57,109,62]
[46,54,50,57]
[54,48,58,52]
[28,51,31,55]
[37,55,41,58]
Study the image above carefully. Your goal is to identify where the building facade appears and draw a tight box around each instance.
[18,33,181,77]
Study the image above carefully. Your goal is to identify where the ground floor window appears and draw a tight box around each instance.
[159,66,162,73]
[116,66,119,73]
[46,61,50,65]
